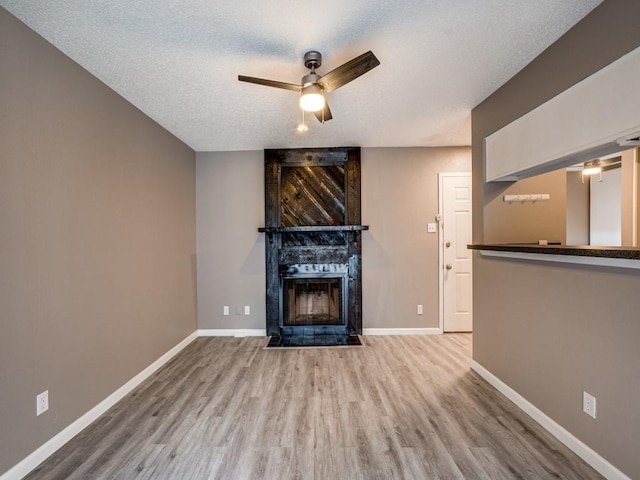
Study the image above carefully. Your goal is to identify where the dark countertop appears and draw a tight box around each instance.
[468,243,640,260]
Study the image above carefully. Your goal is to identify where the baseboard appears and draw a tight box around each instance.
[0,331,198,480]
[199,328,443,337]
[362,328,442,335]
[198,328,267,337]
[471,361,630,480]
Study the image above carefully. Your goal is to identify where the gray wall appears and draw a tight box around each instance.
[196,147,470,331]
[472,0,640,477]
[362,147,470,329]
[0,8,197,475]
[196,151,266,330]
[473,256,640,477]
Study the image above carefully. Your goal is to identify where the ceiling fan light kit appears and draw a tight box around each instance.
[299,84,325,112]
[238,50,380,125]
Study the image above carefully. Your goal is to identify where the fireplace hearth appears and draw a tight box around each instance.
[259,147,366,342]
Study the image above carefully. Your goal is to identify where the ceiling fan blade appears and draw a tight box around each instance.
[317,51,380,93]
[314,101,333,123]
[238,75,301,92]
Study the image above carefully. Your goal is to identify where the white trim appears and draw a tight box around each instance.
[438,173,445,333]
[479,249,640,270]
[198,328,267,337]
[363,328,442,336]
[201,328,442,337]
[1,332,198,480]
[631,148,638,247]
[438,172,473,333]
[471,361,631,480]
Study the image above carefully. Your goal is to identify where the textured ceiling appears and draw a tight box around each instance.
[2,0,602,151]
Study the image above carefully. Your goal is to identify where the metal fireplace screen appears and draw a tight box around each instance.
[282,278,343,326]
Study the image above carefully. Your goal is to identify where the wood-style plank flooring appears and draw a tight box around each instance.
[26,335,603,479]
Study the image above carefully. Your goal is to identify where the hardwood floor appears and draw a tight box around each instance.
[26,335,603,479]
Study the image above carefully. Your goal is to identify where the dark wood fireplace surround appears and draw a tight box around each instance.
[259,147,367,338]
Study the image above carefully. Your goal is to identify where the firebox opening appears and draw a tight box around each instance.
[282,277,344,326]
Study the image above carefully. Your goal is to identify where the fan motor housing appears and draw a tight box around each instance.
[301,73,321,87]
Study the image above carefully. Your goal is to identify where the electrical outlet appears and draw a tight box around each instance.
[223,306,229,316]
[36,390,49,416]
[417,304,423,315]
[244,305,250,315]
[583,391,597,419]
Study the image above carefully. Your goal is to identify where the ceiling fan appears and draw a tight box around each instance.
[238,50,380,123]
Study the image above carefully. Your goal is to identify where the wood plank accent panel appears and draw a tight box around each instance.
[281,165,345,227]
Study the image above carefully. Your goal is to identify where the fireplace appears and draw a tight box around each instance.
[259,147,366,340]
[281,264,348,326]
[283,278,343,325]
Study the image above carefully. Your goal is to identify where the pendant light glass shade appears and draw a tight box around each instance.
[299,84,325,112]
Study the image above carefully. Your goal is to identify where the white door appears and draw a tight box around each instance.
[590,167,622,246]
[439,173,473,332]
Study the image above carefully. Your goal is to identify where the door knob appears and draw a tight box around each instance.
[446,264,453,270]
[445,242,451,248]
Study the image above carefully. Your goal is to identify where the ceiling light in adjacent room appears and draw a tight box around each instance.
[582,159,602,176]
[582,159,602,183]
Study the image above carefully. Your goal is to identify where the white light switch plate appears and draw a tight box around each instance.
[427,223,437,233]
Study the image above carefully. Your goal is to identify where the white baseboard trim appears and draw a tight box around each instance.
[0,331,198,480]
[362,328,442,335]
[199,328,445,337]
[198,328,267,337]
[471,360,630,480]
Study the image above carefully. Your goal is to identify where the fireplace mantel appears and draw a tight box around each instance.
[259,225,369,233]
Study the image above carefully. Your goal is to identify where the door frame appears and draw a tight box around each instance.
[438,172,472,333]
